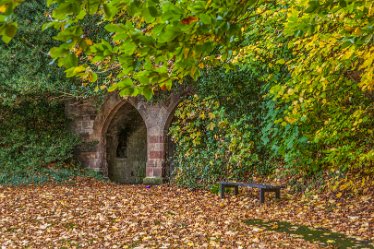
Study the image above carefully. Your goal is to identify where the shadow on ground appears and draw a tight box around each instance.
[244,219,373,249]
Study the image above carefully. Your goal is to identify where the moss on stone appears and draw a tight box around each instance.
[143,177,163,185]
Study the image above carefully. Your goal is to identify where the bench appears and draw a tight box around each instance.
[219,181,285,203]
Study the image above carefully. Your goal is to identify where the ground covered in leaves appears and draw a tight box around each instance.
[0,178,373,248]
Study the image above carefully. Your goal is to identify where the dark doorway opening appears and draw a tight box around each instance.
[106,103,147,184]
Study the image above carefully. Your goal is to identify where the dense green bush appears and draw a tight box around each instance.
[0,100,103,186]
[170,94,259,188]
[0,1,101,185]
[170,0,373,190]
[170,68,268,188]
[0,0,98,107]
[243,0,374,183]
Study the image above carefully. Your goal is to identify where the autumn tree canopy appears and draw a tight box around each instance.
[1,1,372,98]
[1,0,257,99]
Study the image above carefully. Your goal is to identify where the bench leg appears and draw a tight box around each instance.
[275,189,280,199]
[234,186,239,195]
[259,189,265,203]
[219,184,225,198]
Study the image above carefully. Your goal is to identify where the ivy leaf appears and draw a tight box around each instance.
[65,65,86,78]
[104,23,126,33]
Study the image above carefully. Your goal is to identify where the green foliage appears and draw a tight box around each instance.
[0,0,102,107]
[196,67,277,175]
[0,100,104,186]
[0,0,22,43]
[0,101,83,185]
[171,0,373,189]
[234,0,373,181]
[43,0,255,98]
[278,0,374,176]
[241,0,374,177]
[0,1,100,186]
[170,65,285,188]
[1,0,258,98]
[170,94,259,188]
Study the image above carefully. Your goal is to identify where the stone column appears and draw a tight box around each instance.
[140,94,179,185]
[138,101,169,185]
[143,126,166,185]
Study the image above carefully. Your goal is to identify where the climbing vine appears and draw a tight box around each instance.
[170,95,259,188]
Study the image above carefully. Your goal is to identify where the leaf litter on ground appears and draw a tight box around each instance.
[0,178,373,248]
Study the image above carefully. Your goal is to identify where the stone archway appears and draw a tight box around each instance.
[65,92,181,184]
[162,100,180,179]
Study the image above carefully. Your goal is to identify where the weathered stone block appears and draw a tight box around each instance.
[149,151,164,159]
[148,143,165,151]
[75,141,99,153]
[143,177,163,185]
[149,135,165,143]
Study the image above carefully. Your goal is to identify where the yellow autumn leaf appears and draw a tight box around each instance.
[339,182,351,191]
[73,65,86,74]
[85,38,93,46]
[207,122,215,130]
[183,47,189,58]
[218,121,227,128]
[0,5,7,13]
[190,66,197,77]
[74,47,83,56]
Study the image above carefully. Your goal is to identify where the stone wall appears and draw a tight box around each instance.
[65,99,100,171]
